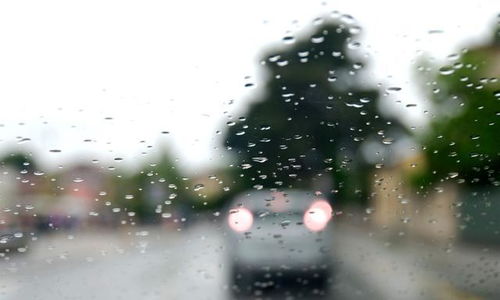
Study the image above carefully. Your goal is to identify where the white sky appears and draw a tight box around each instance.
[0,0,497,174]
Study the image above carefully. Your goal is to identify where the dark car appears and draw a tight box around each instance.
[225,189,335,298]
[0,211,30,253]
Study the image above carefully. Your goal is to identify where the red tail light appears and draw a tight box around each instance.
[303,200,332,232]
[228,207,253,232]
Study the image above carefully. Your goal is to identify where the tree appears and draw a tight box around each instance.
[0,151,37,172]
[415,25,500,188]
[113,148,187,224]
[223,20,405,204]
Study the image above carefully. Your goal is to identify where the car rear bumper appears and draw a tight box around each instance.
[0,232,29,250]
[229,261,333,296]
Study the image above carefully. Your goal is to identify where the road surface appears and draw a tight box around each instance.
[0,221,497,299]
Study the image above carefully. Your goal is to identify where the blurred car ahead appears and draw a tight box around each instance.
[225,189,334,298]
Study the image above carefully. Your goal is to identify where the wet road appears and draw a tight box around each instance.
[1,224,228,299]
[0,222,370,300]
[0,222,497,299]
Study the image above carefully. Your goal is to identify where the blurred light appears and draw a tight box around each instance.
[228,207,253,232]
[303,200,332,232]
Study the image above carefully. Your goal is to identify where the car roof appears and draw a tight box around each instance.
[230,189,325,212]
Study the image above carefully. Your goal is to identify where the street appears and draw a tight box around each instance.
[0,221,498,299]
[0,224,227,300]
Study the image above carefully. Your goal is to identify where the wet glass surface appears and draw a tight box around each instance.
[0,1,499,299]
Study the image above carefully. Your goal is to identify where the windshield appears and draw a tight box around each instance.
[0,1,499,299]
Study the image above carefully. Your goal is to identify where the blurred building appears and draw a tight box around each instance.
[371,153,458,243]
[50,164,106,229]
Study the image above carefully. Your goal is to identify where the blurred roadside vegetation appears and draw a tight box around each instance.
[0,149,194,227]
[410,24,500,243]
[412,25,500,189]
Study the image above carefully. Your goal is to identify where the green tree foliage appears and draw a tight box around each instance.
[224,20,405,204]
[416,25,500,187]
[113,149,186,223]
[0,152,37,172]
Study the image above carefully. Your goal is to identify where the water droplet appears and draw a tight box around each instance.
[345,102,364,108]
[382,138,394,145]
[280,220,291,227]
[428,29,444,34]
[193,184,205,192]
[332,51,342,57]
[349,25,362,35]
[438,65,454,75]
[124,194,134,200]
[311,35,324,43]
[353,62,363,69]
[18,138,31,144]
[49,149,61,153]
[73,178,84,183]
[277,60,288,67]
[252,157,268,163]
[386,87,402,93]
[268,54,280,62]
[434,186,444,193]
[283,35,295,44]
[258,211,270,218]
[347,41,361,49]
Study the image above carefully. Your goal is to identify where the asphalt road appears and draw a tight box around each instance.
[0,222,497,300]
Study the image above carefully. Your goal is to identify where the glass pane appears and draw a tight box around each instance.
[0,1,498,299]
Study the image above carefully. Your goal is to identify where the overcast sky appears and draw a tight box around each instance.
[0,0,497,174]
